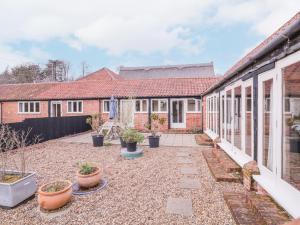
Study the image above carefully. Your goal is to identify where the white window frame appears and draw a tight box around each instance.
[151,99,168,113]
[67,100,83,113]
[135,99,148,113]
[103,100,110,113]
[186,98,202,113]
[18,101,40,114]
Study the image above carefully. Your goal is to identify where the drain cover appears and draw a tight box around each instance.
[120,147,143,159]
[72,178,108,195]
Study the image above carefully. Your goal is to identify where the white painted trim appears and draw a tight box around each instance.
[50,101,62,117]
[18,101,41,114]
[151,99,168,113]
[253,174,300,218]
[102,100,110,113]
[134,99,148,113]
[170,99,186,128]
[67,100,83,113]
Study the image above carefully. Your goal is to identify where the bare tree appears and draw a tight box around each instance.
[44,60,70,82]
[80,61,89,77]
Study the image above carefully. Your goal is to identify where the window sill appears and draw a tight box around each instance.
[253,174,300,218]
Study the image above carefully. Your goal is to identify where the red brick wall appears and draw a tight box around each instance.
[134,113,148,131]
[1,101,48,123]
[62,100,100,117]
[186,113,202,131]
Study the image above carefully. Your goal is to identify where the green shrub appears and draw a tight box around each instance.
[121,128,144,143]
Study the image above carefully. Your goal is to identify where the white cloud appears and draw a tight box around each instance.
[0,0,299,71]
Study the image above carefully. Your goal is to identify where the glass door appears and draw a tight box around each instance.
[243,80,253,158]
[51,101,62,117]
[171,99,185,128]
[258,71,277,176]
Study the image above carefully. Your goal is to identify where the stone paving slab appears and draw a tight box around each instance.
[179,178,201,189]
[180,167,199,175]
[176,152,190,157]
[177,157,193,164]
[166,197,193,216]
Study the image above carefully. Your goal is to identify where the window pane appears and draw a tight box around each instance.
[160,100,167,112]
[282,61,300,191]
[263,79,273,171]
[68,102,72,112]
[35,102,40,112]
[226,90,232,143]
[245,86,252,157]
[104,101,109,112]
[135,100,141,112]
[142,100,147,112]
[29,102,34,112]
[197,100,202,112]
[152,100,159,112]
[73,102,77,112]
[19,102,23,112]
[234,86,242,150]
[188,99,196,111]
[222,96,225,138]
[24,102,28,112]
[78,101,82,112]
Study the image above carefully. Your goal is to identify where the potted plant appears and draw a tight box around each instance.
[86,114,104,147]
[76,162,101,188]
[144,114,166,148]
[119,126,127,148]
[38,180,72,210]
[0,125,40,208]
[122,129,144,152]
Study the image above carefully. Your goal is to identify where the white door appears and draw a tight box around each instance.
[120,100,134,128]
[51,101,62,117]
[171,99,185,128]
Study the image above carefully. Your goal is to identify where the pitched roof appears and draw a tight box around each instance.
[119,63,215,79]
[203,11,300,95]
[0,77,221,101]
[77,68,122,81]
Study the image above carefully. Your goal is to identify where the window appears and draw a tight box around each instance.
[67,101,83,113]
[103,100,110,112]
[152,99,168,112]
[187,99,202,112]
[187,99,196,111]
[135,99,148,112]
[18,101,40,113]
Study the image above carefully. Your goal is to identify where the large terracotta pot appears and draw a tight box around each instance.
[76,167,101,188]
[38,180,72,210]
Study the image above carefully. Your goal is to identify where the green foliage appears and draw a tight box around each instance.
[144,113,166,137]
[86,114,104,133]
[78,162,95,175]
[121,129,144,143]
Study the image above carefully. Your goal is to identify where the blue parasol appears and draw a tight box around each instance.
[109,96,117,120]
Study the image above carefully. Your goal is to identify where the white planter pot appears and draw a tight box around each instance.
[0,171,37,208]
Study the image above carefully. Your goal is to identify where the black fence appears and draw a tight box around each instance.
[7,116,91,143]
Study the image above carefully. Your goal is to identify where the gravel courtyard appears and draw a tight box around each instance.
[0,140,245,225]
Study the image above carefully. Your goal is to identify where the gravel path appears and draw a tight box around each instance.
[0,141,245,225]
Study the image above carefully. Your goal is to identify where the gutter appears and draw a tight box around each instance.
[203,13,300,96]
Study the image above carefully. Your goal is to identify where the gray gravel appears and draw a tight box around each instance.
[0,141,245,225]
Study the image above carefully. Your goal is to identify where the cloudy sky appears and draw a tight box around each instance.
[0,0,299,78]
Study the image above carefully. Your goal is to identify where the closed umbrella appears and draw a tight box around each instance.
[109,96,117,120]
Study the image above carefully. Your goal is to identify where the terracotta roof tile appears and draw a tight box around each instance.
[77,68,122,81]
[0,77,221,101]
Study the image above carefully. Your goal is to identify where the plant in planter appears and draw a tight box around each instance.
[76,162,101,188]
[86,114,105,147]
[0,125,40,208]
[144,114,166,148]
[38,180,72,210]
[121,129,144,152]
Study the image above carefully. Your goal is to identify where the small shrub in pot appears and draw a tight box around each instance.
[0,125,40,208]
[86,114,104,147]
[121,129,144,152]
[144,114,166,148]
[38,180,72,210]
[76,162,101,188]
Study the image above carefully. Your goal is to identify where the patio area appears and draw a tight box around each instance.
[59,132,199,147]
[0,138,244,225]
